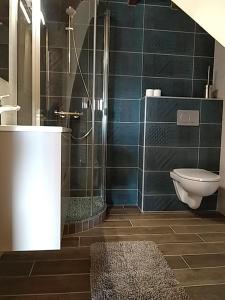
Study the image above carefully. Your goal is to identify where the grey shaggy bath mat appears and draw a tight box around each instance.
[90,241,191,300]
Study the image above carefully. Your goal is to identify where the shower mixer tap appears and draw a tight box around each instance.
[54,110,83,119]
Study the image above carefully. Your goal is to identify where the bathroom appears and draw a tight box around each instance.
[1,0,225,299]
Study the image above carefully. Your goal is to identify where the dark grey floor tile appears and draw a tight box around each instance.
[175,267,225,286]
[185,284,225,300]
[183,253,225,268]
[159,242,225,255]
[165,256,189,269]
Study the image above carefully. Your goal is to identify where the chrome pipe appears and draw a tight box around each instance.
[102,10,110,201]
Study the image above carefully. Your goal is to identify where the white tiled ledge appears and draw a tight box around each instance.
[0,125,72,133]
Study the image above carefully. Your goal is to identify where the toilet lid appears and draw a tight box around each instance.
[173,169,220,182]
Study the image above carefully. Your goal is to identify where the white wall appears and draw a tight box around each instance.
[213,41,225,215]
[172,0,225,48]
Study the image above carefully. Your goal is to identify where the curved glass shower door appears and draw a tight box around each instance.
[40,0,109,224]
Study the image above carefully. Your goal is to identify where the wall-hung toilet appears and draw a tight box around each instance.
[170,169,220,209]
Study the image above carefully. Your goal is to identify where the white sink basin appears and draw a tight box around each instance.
[0,105,20,114]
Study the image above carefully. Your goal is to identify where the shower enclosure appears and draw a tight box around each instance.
[40,0,110,228]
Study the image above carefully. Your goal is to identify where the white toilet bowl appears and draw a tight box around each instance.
[170,169,220,209]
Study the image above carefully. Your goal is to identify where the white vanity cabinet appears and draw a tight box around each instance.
[0,126,71,251]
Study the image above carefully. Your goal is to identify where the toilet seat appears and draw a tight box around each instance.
[173,168,220,182]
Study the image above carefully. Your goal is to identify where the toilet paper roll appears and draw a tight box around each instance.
[146,89,154,97]
[153,89,161,97]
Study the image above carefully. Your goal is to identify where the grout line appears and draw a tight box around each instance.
[182,282,225,288]
[169,225,177,234]
[197,233,206,242]
[30,272,90,278]
[180,256,191,269]
[28,261,35,277]
[0,291,91,297]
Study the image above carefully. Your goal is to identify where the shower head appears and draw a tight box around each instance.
[66,6,76,18]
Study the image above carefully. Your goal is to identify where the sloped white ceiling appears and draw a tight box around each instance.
[172,0,225,47]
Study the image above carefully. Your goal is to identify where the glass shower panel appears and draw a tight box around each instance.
[39,0,108,223]
[17,0,32,125]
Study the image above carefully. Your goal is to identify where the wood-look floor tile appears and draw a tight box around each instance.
[1,248,90,262]
[175,267,225,286]
[0,274,90,295]
[183,253,225,268]
[164,256,188,269]
[199,232,225,242]
[0,292,91,299]
[185,284,225,300]
[61,237,79,248]
[32,259,90,276]
[96,220,131,227]
[79,233,202,247]
[159,242,225,255]
[107,207,140,215]
[172,225,225,234]
[77,226,173,237]
[0,261,33,277]
[131,219,208,226]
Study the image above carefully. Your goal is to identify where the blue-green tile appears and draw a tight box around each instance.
[144,6,195,32]
[201,100,223,124]
[108,99,140,122]
[144,30,194,55]
[145,123,199,147]
[106,168,138,189]
[142,77,192,97]
[107,145,138,167]
[195,34,215,57]
[110,51,142,76]
[144,171,174,194]
[198,148,221,171]
[109,75,142,99]
[200,124,222,147]
[145,147,198,171]
[146,97,200,122]
[108,122,139,145]
[106,190,138,206]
